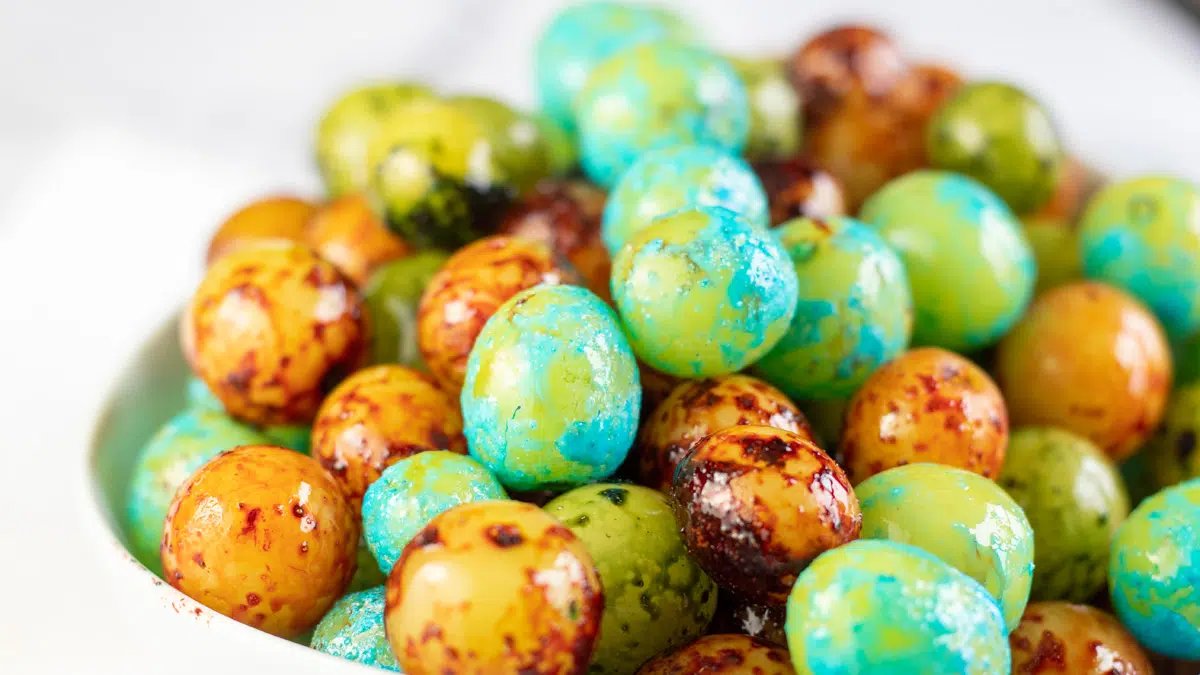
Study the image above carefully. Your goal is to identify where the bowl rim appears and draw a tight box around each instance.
[79,309,375,674]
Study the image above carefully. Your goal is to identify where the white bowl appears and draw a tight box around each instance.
[82,312,372,674]
[80,317,1200,674]
[61,2,1200,669]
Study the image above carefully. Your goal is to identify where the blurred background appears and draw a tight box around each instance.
[2,0,1199,219]
[0,1,1198,673]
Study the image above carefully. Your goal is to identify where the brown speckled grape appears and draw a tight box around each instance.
[305,193,412,286]
[416,234,578,392]
[384,500,603,675]
[672,425,859,606]
[1009,602,1153,675]
[804,93,928,213]
[205,196,316,266]
[310,364,466,507]
[498,180,612,302]
[787,26,931,211]
[995,282,1172,461]
[788,25,905,126]
[839,347,1008,485]
[186,244,368,426]
[997,427,1129,602]
[161,445,359,638]
[636,634,795,675]
[637,374,814,493]
[751,157,846,226]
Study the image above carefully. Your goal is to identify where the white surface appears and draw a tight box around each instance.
[1,1,1199,673]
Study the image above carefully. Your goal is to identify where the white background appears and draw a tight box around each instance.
[1,1,1198,673]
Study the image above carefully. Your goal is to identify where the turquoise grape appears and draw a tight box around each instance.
[601,144,768,256]
[461,284,641,491]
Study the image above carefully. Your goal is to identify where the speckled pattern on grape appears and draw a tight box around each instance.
[385,500,603,674]
[636,374,813,493]
[125,409,269,575]
[499,180,612,301]
[785,540,1010,675]
[417,234,577,393]
[1079,175,1200,340]
[839,347,1009,484]
[636,634,795,675]
[611,206,798,378]
[858,170,1036,351]
[855,463,1035,631]
[545,484,717,674]
[574,42,749,188]
[998,427,1129,602]
[787,25,905,127]
[461,284,641,491]
[311,364,466,506]
[1009,602,1153,675]
[1110,477,1200,659]
[755,215,912,402]
[789,27,947,212]
[362,451,506,574]
[602,144,768,256]
[186,244,368,426]
[310,587,399,672]
[672,425,860,605]
[534,1,692,131]
[161,445,360,639]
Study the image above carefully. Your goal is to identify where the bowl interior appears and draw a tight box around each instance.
[84,303,1200,674]
[89,313,191,549]
[85,311,379,673]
